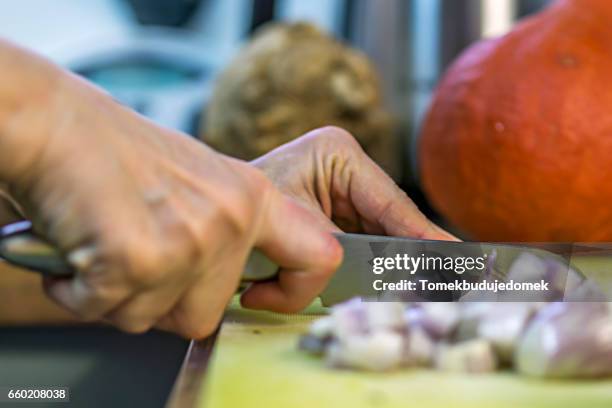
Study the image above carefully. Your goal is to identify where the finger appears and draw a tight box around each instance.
[43,271,131,321]
[240,267,324,313]
[257,191,343,271]
[240,192,342,313]
[154,316,175,334]
[351,156,459,241]
[154,254,246,339]
[158,290,227,340]
[369,198,458,241]
[102,276,189,334]
[299,201,344,233]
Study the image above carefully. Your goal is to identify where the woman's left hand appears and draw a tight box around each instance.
[245,127,459,308]
[251,126,458,240]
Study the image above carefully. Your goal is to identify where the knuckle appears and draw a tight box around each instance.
[311,126,360,150]
[173,308,224,340]
[215,167,270,236]
[104,237,169,286]
[204,199,250,239]
[105,307,157,335]
[114,318,154,335]
[65,283,117,321]
[181,319,221,340]
[129,252,167,286]
[225,200,254,235]
[72,307,105,322]
[84,282,113,303]
[376,201,398,230]
[235,161,272,199]
[246,165,273,194]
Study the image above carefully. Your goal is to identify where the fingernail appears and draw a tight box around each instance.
[325,232,344,269]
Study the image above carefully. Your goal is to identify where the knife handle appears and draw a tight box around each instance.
[0,221,279,282]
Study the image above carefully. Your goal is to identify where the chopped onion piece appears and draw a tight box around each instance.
[435,339,497,373]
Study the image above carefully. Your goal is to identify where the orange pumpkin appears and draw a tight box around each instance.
[419,0,612,241]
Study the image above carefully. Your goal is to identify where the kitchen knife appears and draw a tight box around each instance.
[0,221,600,306]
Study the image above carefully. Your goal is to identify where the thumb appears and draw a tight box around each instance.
[241,190,343,313]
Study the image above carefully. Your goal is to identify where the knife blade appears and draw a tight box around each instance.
[0,221,600,306]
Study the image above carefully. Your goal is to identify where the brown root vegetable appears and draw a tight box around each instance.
[515,302,612,378]
[202,22,396,177]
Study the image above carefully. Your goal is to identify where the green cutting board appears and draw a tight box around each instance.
[199,302,612,408]
[200,257,612,408]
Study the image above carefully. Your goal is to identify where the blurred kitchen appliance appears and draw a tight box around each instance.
[0,0,255,135]
[126,0,202,26]
[68,0,254,135]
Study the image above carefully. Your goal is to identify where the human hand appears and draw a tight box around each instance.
[250,127,457,240]
[247,126,457,311]
[0,55,341,338]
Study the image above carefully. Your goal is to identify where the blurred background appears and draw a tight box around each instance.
[0,0,551,219]
[3,4,612,407]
